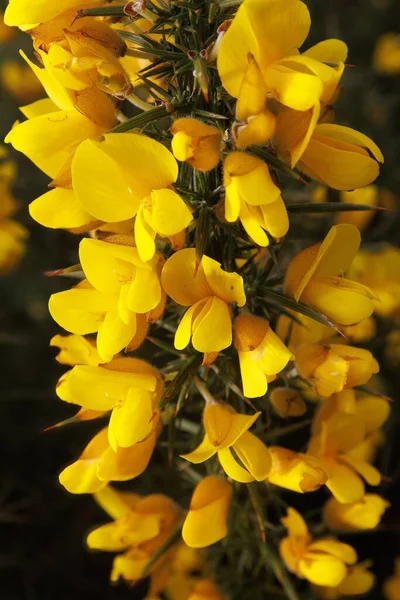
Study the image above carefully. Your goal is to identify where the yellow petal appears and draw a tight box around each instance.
[232,430,271,481]
[72,139,141,223]
[94,486,141,519]
[50,334,103,366]
[218,447,255,483]
[20,97,59,119]
[340,455,381,486]
[269,388,307,418]
[98,429,157,482]
[303,39,348,63]
[298,555,347,587]
[181,435,217,464]
[128,264,162,314]
[135,204,157,263]
[265,61,323,111]
[203,403,260,450]
[238,350,268,398]
[108,389,155,449]
[161,248,213,306]
[6,110,101,179]
[337,564,375,596]
[236,53,268,121]
[79,238,135,294]
[149,188,193,236]
[49,287,116,335]
[202,254,246,306]
[192,297,233,353]
[325,460,365,503]
[308,539,357,565]
[4,0,98,26]
[268,447,327,493]
[29,187,94,229]
[97,310,138,361]
[182,475,232,548]
[174,303,202,351]
[281,506,309,538]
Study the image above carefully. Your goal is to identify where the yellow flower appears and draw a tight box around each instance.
[181,402,271,483]
[182,475,232,548]
[373,33,400,76]
[171,118,222,172]
[295,343,379,397]
[313,563,375,599]
[348,245,400,318]
[59,425,159,493]
[285,224,377,326]
[279,507,357,587]
[341,318,377,344]
[233,314,293,398]
[49,237,165,360]
[307,395,390,502]
[384,558,400,600]
[4,0,102,27]
[217,0,344,113]
[56,356,163,451]
[161,248,246,353]
[277,312,334,353]
[71,133,193,262]
[269,388,307,418]
[274,115,383,190]
[323,494,390,531]
[223,152,289,247]
[267,447,328,493]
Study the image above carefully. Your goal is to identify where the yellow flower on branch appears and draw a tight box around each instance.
[181,402,271,483]
[295,343,379,397]
[280,507,357,587]
[307,395,390,503]
[161,248,246,353]
[171,118,222,172]
[182,475,232,548]
[285,224,377,326]
[267,447,328,493]
[59,426,159,494]
[223,152,289,247]
[233,314,293,398]
[323,494,390,531]
[56,356,163,451]
[71,133,193,261]
[313,563,375,599]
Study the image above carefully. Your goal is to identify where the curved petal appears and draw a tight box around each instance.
[232,431,272,480]
[340,455,381,486]
[202,255,246,306]
[265,62,323,111]
[218,448,254,483]
[29,187,95,229]
[98,430,157,482]
[192,297,233,352]
[128,265,162,314]
[109,389,155,450]
[149,188,193,236]
[161,248,212,305]
[298,555,347,587]
[49,288,116,335]
[326,460,365,503]
[303,39,348,63]
[181,435,217,464]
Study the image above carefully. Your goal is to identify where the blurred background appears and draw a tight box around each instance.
[1,0,400,598]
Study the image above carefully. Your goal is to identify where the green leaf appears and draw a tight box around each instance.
[76,5,126,17]
[109,106,171,133]
[288,202,388,214]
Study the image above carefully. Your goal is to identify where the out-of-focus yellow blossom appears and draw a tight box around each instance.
[182,475,232,548]
[171,118,222,172]
[307,395,390,502]
[267,447,328,493]
[59,425,159,493]
[49,236,166,360]
[286,224,377,326]
[342,318,377,344]
[50,333,103,367]
[233,314,293,398]
[313,185,379,231]
[0,147,28,273]
[223,152,289,246]
[1,59,44,103]
[280,507,357,587]
[56,356,163,451]
[384,558,400,600]
[313,563,375,599]
[181,402,271,483]
[349,246,400,318]
[323,494,390,531]
[295,343,379,397]
[4,0,102,28]
[374,33,400,75]
[87,486,182,593]
[269,388,307,418]
[312,390,357,433]
[161,248,245,353]
[218,0,345,113]
[187,580,224,600]
[71,133,193,262]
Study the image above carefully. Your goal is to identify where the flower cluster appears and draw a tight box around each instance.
[4,0,395,598]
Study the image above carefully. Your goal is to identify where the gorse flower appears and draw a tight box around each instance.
[4,0,393,597]
[181,402,271,483]
[280,507,357,587]
[161,248,246,353]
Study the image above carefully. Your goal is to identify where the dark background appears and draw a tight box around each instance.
[1,0,400,598]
